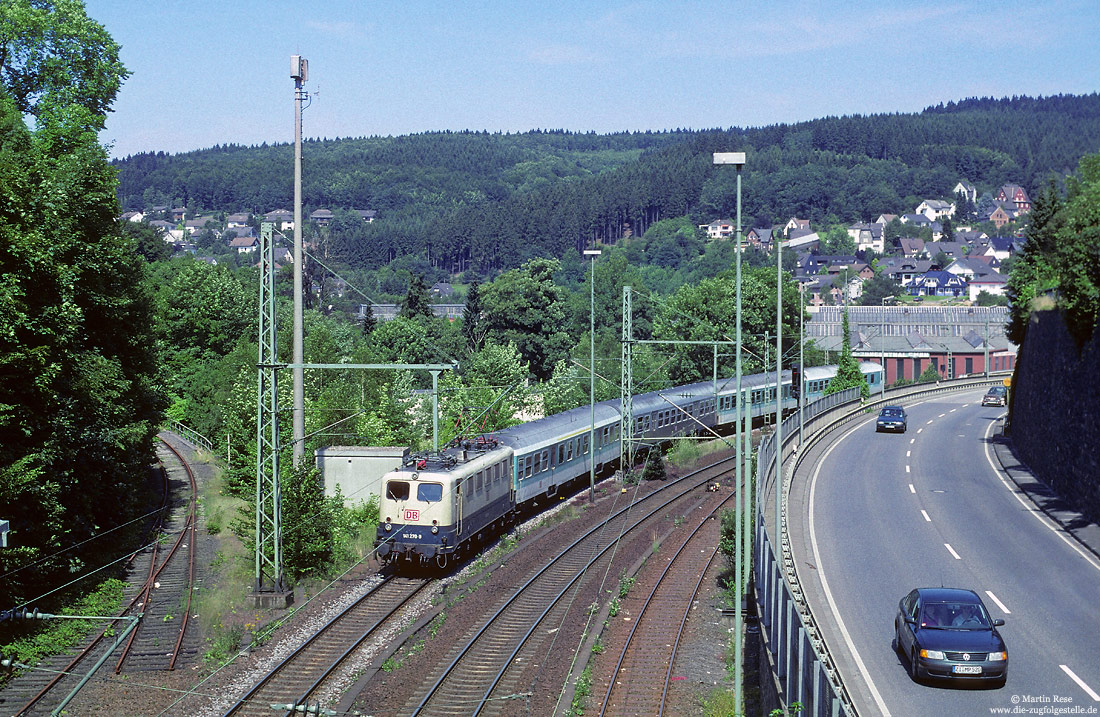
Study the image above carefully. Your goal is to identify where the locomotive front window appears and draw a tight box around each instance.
[417,483,443,502]
[386,481,410,500]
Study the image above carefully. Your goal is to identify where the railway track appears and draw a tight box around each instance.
[222,576,431,717]
[398,455,736,717]
[597,488,733,716]
[3,435,198,716]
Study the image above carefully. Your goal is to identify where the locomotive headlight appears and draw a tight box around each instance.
[384,517,392,532]
[432,526,439,534]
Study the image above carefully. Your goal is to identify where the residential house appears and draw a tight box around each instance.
[943,257,994,281]
[223,226,255,240]
[926,241,968,264]
[897,237,927,258]
[985,203,1016,229]
[310,208,334,226]
[431,282,455,299]
[805,273,862,306]
[185,215,218,235]
[847,222,885,253]
[264,209,294,230]
[170,207,186,222]
[910,270,968,298]
[230,235,259,254]
[353,209,378,223]
[784,217,811,235]
[967,272,1009,301]
[915,199,956,221]
[881,258,933,286]
[953,181,978,203]
[875,214,898,226]
[148,219,175,236]
[700,219,735,239]
[226,213,251,228]
[997,184,1031,214]
[900,213,932,227]
[121,211,144,223]
[746,226,773,248]
[955,229,988,245]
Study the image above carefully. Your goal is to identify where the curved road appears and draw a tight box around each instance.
[789,388,1100,716]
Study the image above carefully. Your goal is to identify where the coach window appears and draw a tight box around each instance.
[558,443,565,465]
[541,449,549,469]
[582,434,589,454]
[524,455,533,478]
[476,471,483,494]
[386,481,410,500]
[417,483,443,502]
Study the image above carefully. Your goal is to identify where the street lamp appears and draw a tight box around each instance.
[712,151,745,715]
[881,295,895,397]
[584,249,601,504]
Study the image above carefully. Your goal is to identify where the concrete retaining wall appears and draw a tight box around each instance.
[1011,310,1100,523]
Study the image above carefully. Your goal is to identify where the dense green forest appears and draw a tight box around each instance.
[116,94,1100,278]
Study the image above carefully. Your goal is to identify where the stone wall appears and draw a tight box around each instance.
[1010,310,1100,523]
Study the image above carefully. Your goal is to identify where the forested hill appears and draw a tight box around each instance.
[115,93,1100,276]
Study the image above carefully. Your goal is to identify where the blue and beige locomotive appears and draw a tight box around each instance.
[375,361,882,567]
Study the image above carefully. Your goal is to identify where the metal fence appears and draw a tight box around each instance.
[753,375,1008,716]
[165,419,215,455]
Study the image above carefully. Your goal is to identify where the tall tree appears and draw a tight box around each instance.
[461,280,482,352]
[0,2,165,607]
[400,274,433,319]
[825,307,869,399]
[479,258,572,381]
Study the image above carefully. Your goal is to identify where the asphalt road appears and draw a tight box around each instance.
[789,388,1100,716]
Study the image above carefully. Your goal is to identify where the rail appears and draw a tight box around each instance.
[753,373,1009,716]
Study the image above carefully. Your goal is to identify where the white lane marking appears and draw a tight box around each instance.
[909,484,916,493]
[808,419,893,716]
[917,428,923,434]
[909,438,915,444]
[921,510,931,522]
[927,419,934,424]
[938,413,946,418]
[905,465,910,473]
[1060,664,1100,701]
[982,417,1100,574]
[944,543,961,560]
[949,408,957,413]
[906,450,911,458]
[984,590,1011,614]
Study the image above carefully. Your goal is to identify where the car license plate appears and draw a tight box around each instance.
[953,665,982,675]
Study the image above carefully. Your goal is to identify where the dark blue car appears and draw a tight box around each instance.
[894,588,1007,686]
[876,405,907,433]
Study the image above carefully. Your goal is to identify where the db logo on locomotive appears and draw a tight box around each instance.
[404,509,420,521]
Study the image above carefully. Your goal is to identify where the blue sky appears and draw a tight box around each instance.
[85,0,1100,159]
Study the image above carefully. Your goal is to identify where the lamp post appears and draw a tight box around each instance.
[584,249,601,503]
[881,295,895,397]
[291,55,308,466]
[712,151,745,715]
[798,282,805,448]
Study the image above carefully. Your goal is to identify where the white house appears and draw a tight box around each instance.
[230,236,259,254]
[915,199,956,221]
[699,219,735,239]
[967,273,1009,302]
